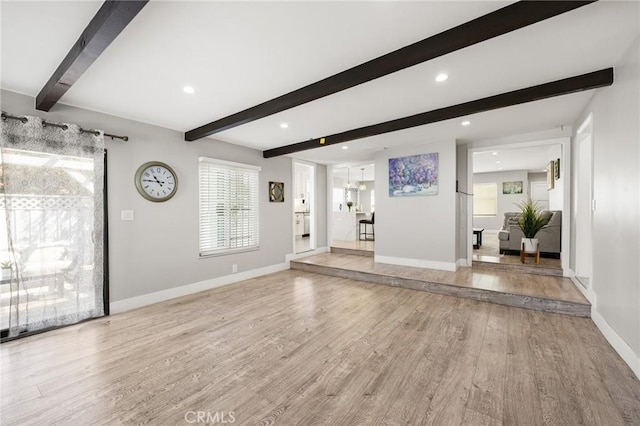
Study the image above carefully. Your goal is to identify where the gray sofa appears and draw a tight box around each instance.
[498,210,561,256]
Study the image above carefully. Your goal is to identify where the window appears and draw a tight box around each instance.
[199,157,261,257]
[473,183,497,216]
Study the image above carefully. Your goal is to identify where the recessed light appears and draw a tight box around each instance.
[498,167,503,170]
[496,161,501,164]
[342,146,349,150]
[183,86,196,94]
[435,73,448,82]
[492,152,498,156]
[461,120,471,126]
[280,123,289,129]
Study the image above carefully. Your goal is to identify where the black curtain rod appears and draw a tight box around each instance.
[1,112,128,141]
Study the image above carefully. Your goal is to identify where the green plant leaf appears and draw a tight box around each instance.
[515,199,548,238]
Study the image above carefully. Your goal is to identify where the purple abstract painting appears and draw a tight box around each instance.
[388,152,438,197]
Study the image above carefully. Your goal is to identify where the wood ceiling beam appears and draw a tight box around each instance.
[262,68,613,158]
[185,1,596,141]
[35,0,149,111]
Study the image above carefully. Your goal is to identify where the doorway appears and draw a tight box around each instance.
[293,161,315,254]
[574,115,593,288]
[328,164,375,251]
[468,139,569,273]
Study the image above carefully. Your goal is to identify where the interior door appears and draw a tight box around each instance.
[530,181,549,211]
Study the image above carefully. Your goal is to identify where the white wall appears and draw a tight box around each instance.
[456,144,468,263]
[1,90,327,306]
[359,181,375,213]
[528,172,546,184]
[374,139,457,271]
[473,170,528,231]
[572,36,640,371]
[315,165,328,248]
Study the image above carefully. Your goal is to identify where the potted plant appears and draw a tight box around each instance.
[1,261,12,281]
[516,199,547,253]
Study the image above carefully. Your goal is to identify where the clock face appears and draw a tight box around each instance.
[135,162,178,202]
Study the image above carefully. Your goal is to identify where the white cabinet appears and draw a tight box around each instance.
[295,213,304,236]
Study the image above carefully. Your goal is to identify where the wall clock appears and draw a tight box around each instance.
[134,161,178,202]
[269,181,284,202]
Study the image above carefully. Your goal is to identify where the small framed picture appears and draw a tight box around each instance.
[502,181,523,194]
[547,161,555,190]
[554,158,560,180]
[269,181,284,202]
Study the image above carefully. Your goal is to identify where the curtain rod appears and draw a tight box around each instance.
[1,112,128,141]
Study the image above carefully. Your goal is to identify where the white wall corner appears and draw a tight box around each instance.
[457,258,470,269]
[590,307,640,380]
[375,255,457,272]
[110,262,289,314]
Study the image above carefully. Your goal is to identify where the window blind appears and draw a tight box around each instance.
[473,183,497,216]
[199,157,261,257]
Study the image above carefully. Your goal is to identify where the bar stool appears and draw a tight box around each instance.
[359,212,375,241]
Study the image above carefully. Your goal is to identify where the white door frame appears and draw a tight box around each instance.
[467,137,572,275]
[574,114,594,286]
[292,160,316,254]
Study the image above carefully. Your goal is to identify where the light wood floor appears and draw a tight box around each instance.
[296,253,587,305]
[2,270,639,425]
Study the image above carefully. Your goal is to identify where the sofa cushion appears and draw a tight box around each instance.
[503,212,520,228]
[540,210,553,225]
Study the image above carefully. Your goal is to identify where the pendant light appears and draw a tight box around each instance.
[359,168,367,191]
[345,168,352,189]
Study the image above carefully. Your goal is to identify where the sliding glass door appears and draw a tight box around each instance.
[1,117,107,340]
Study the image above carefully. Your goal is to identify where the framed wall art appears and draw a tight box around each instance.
[547,161,555,190]
[502,181,523,194]
[269,181,284,202]
[388,152,438,197]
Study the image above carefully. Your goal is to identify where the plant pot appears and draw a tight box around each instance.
[521,238,539,254]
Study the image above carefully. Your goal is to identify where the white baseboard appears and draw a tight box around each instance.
[570,275,596,305]
[285,246,329,263]
[374,255,457,272]
[569,273,638,379]
[591,307,640,379]
[110,262,289,314]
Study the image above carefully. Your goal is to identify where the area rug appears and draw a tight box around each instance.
[474,231,500,257]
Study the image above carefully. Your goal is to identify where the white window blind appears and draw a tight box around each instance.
[473,183,497,216]
[199,157,261,257]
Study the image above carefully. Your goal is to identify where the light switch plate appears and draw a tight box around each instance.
[121,210,134,221]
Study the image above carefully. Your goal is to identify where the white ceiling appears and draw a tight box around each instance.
[2,1,639,165]
[473,144,560,174]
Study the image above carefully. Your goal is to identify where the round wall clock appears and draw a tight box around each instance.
[134,161,178,202]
